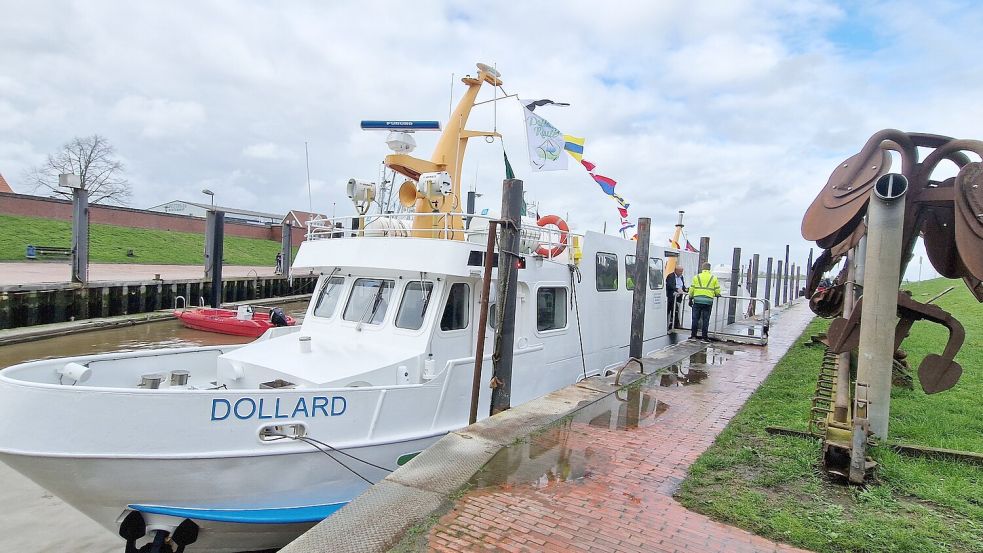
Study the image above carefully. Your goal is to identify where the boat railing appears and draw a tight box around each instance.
[671,293,772,345]
[305,212,581,261]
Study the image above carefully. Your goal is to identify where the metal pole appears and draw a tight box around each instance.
[727,247,741,324]
[856,174,908,439]
[698,237,710,269]
[469,220,498,425]
[764,257,773,305]
[208,211,225,308]
[71,188,89,284]
[775,260,783,306]
[280,221,293,278]
[629,218,651,359]
[782,245,790,304]
[855,235,868,295]
[490,179,523,416]
[834,247,856,423]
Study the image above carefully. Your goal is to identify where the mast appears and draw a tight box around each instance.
[665,211,685,273]
[386,63,502,239]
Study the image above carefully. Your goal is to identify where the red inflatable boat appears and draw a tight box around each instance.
[174,306,296,337]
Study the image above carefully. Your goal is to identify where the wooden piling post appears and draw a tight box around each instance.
[727,248,741,324]
[490,179,523,416]
[629,218,651,360]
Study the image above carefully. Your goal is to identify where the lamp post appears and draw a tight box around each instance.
[201,188,215,208]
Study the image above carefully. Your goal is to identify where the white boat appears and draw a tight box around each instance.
[0,63,698,552]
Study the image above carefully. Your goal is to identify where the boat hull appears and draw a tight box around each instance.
[174,309,296,338]
[0,433,441,552]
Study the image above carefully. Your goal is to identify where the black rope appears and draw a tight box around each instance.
[300,435,396,474]
[267,434,394,485]
[569,264,588,381]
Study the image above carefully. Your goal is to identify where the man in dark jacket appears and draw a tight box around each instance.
[665,266,687,328]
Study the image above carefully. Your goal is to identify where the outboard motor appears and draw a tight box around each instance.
[270,307,289,327]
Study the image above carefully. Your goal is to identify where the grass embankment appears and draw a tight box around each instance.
[0,214,288,265]
[676,278,983,553]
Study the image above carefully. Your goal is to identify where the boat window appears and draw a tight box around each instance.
[343,278,395,325]
[313,276,346,318]
[625,255,637,290]
[440,283,470,331]
[595,252,618,291]
[649,258,665,290]
[395,281,434,330]
[537,287,567,331]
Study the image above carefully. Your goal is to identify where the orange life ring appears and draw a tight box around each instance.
[535,215,569,258]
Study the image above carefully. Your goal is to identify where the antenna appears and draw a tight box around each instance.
[305,142,312,213]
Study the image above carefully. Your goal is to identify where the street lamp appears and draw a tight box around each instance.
[201,188,215,207]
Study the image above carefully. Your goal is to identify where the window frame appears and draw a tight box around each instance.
[595,252,619,292]
[649,258,665,290]
[394,280,435,331]
[440,282,471,332]
[312,276,347,319]
[625,254,637,290]
[342,277,396,326]
[535,286,569,333]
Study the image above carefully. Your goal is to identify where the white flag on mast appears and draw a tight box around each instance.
[520,99,568,172]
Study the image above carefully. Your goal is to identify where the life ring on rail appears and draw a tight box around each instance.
[535,215,569,258]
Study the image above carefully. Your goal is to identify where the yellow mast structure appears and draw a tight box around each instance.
[665,211,685,274]
[390,63,502,239]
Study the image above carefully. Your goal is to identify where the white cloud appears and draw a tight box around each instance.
[111,96,206,138]
[242,142,298,160]
[1,0,981,270]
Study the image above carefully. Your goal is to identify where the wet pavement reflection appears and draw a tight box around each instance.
[0,301,308,369]
[467,346,738,492]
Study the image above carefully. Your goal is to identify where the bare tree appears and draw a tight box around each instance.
[28,134,131,204]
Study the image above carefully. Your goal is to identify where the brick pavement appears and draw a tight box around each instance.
[427,302,815,553]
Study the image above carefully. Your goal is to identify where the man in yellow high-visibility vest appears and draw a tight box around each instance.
[689,262,721,340]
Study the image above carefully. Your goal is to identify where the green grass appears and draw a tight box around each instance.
[0,214,291,265]
[676,278,983,553]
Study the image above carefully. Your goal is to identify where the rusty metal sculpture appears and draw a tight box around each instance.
[803,130,983,303]
[800,130,983,482]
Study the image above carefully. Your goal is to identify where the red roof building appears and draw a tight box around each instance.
[0,172,12,193]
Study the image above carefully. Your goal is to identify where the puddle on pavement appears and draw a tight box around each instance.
[0,300,308,368]
[465,345,745,493]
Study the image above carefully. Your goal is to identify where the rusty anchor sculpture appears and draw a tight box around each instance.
[800,130,983,482]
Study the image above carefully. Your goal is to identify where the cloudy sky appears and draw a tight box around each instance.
[2,1,981,278]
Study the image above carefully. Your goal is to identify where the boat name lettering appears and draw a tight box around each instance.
[210,396,347,421]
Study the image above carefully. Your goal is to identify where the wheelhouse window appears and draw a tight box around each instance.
[537,287,568,331]
[595,252,618,291]
[343,278,395,325]
[625,255,637,290]
[313,276,345,318]
[649,258,665,290]
[440,283,470,331]
[395,281,434,330]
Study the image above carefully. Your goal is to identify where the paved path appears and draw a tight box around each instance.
[0,262,276,286]
[428,302,815,553]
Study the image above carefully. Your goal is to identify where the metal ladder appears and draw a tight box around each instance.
[809,347,838,436]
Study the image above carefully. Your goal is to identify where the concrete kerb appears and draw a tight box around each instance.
[281,340,710,553]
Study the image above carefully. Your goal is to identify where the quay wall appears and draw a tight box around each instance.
[0,192,307,244]
[0,275,318,330]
